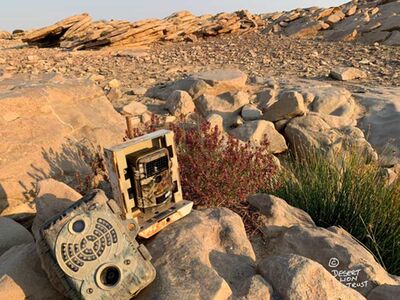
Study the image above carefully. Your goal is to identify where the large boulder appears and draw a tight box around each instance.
[166,90,195,116]
[310,86,356,120]
[241,104,262,121]
[31,179,81,239]
[285,19,327,38]
[262,224,398,296]
[122,100,148,116]
[258,254,365,300]
[146,69,247,100]
[0,243,66,300]
[263,90,306,122]
[367,284,400,300]
[138,208,260,300]
[356,87,400,166]
[191,69,248,94]
[0,216,34,256]
[230,120,288,153]
[196,91,250,117]
[284,114,377,161]
[330,67,367,81]
[248,194,315,228]
[0,74,124,216]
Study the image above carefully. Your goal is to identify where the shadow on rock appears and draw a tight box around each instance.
[209,249,256,297]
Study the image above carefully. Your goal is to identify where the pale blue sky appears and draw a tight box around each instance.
[1,1,347,31]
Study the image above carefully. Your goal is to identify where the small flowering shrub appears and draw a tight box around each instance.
[132,115,278,234]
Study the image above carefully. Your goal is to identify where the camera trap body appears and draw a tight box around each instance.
[104,129,193,238]
[39,190,156,300]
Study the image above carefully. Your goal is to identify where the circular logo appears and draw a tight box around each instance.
[328,257,340,268]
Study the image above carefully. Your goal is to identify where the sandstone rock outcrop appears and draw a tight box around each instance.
[230,120,288,153]
[249,193,399,296]
[330,67,368,81]
[138,208,260,299]
[22,11,264,50]
[0,178,399,299]
[0,74,125,216]
[261,0,400,46]
[258,254,365,300]
[247,194,315,228]
[284,114,377,161]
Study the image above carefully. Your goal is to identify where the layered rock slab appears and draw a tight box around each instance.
[0,74,125,216]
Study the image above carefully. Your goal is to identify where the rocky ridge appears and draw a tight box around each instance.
[262,0,400,46]
[20,10,263,50]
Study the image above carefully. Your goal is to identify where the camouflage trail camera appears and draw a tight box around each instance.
[104,129,193,238]
[39,190,156,300]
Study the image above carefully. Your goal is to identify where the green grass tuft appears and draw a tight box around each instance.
[269,149,400,275]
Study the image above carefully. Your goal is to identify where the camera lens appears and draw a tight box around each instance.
[154,174,162,183]
[72,220,85,233]
[100,266,120,287]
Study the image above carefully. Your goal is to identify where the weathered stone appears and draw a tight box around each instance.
[0,31,11,39]
[367,284,400,300]
[166,90,195,116]
[361,31,391,44]
[356,87,400,165]
[241,104,262,121]
[0,74,124,215]
[263,90,306,122]
[138,208,256,299]
[346,5,358,16]
[106,87,122,101]
[0,275,25,300]
[258,254,365,300]
[330,67,367,81]
[255,88,277,110]
[380,15,400,32]
[122,100,148,116]
[248,194,315,228]
[108,78,121,88]
[31,179,81,239]
[146,78,211,100]
[207,113,224,132]
[131,87,147,95]
[0,243,66,300]
[196,91,250,117]
[285,19,326,38]
[327,29,358,41]
[285,114,377,161]
[230,120,288,153]
[0,217,33,256]
[310,86,355,119]
[191,69,247,93]
[232,115,245,128]
[274,119,290,132]
[238,275,274,300]
[325,10,345,25]
[262,225,398,295]
[383,31,400,46]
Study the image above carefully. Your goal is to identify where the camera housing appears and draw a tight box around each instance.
[104,129,193,238]
[38,190,156,299]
